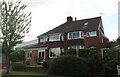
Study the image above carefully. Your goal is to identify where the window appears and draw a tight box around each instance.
[101,48,109,57]
[68,45,84,49]
[49,48,63,58]
[49,34,63,41]
[26,50,32,59]
[84,22,88,26]
[87,31,96,37]
[40,37,48,42]
[68,45,84,56]
[68,31,83,39]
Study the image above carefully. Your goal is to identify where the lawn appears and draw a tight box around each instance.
[2,70,59,77]
[2,70,44,75]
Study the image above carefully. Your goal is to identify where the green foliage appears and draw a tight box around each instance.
[26,60,30,65]
[48,55,95,76]
[67,49,76,55]
[10,50,24,62]
[12,62,26,71]
[42,61,49,69]
[67,48,98,59]
[78,48,90,57]
[66,48,101,74]
[109,40,118,48]
[102,48,119,74]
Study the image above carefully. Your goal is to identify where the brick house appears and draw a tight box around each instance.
[24,16,109,65]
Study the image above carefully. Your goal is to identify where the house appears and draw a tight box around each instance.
[24,16,109,65]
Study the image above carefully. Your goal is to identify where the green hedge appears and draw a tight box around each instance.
[12,62,26,71]
[48,55,94,76]
[42,61,49,69]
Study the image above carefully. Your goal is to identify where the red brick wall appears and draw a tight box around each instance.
[25,50,38,65]
[48,41,64,48]
[68,39,84,46]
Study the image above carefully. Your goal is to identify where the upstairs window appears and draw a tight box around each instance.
[87,31,97,37]
[68,31,83,39]
[26,50,32,59]
[49,34,63,42]
[40,37,48,42]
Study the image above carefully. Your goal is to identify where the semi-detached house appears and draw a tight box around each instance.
[25,16,109,65]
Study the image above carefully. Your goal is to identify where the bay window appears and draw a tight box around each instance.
[49,34,63,41]
[68,31,84,39]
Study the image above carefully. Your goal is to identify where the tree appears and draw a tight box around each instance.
[0,0,31,74]
[102,48,119,74]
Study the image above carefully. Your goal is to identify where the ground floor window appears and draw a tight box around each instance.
[101,48,109,57]
[26,50,32,59]
[49,47,64,58]
[68,45,84,50]
[68,45,84,56]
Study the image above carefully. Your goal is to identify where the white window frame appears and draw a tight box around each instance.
[38,50,45,62]
[68,45,84,49]
[26,50,32,59]
[49,34,63,42]
[87,31,97,37]
[49,47,63,58]
[101,48,109,57]
[68,31,84,40]
[40,37,48,42]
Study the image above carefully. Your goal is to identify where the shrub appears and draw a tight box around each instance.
[48,55,93,76]
[78,48,90,57]
[26,60,30,65]
[42,61,49,69]
[12,62,26,71]
[67,49,76,55]
[10,50,25,62]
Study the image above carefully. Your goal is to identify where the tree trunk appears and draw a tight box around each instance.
[5,54,10,74]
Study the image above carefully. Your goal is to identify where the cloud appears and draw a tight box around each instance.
[3,0,119,41]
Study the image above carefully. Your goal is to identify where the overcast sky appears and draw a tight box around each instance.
[6,0,119,41]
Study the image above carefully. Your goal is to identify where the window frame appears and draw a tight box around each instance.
[87,31,97,37]
[49,47,63,58]
[68,45,84,50]
[26,50,32,59]
[49,34,63,42]
[68,31,84,40]
[40,37,48,42]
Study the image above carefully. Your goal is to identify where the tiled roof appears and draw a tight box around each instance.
[37,16,101,38]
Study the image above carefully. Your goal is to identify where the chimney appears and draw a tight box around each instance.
[75,17,77,21]
[67,16,73,22]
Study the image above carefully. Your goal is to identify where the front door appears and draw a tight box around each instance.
[38,51,45,63]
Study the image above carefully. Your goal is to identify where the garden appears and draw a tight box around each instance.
[2,47,120,77]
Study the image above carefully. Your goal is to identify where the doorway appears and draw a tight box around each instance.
[38,51,45,63]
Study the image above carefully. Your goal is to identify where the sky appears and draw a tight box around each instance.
[5,0,119,42]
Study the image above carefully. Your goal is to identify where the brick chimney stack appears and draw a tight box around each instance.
[67,16,73,22]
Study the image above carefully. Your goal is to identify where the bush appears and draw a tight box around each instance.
[26,60,30,65]
[42,61,49,69]
[67,49,76,55]
[10,50,25,62]
[12,62,26,71]
[48,55,94,76]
